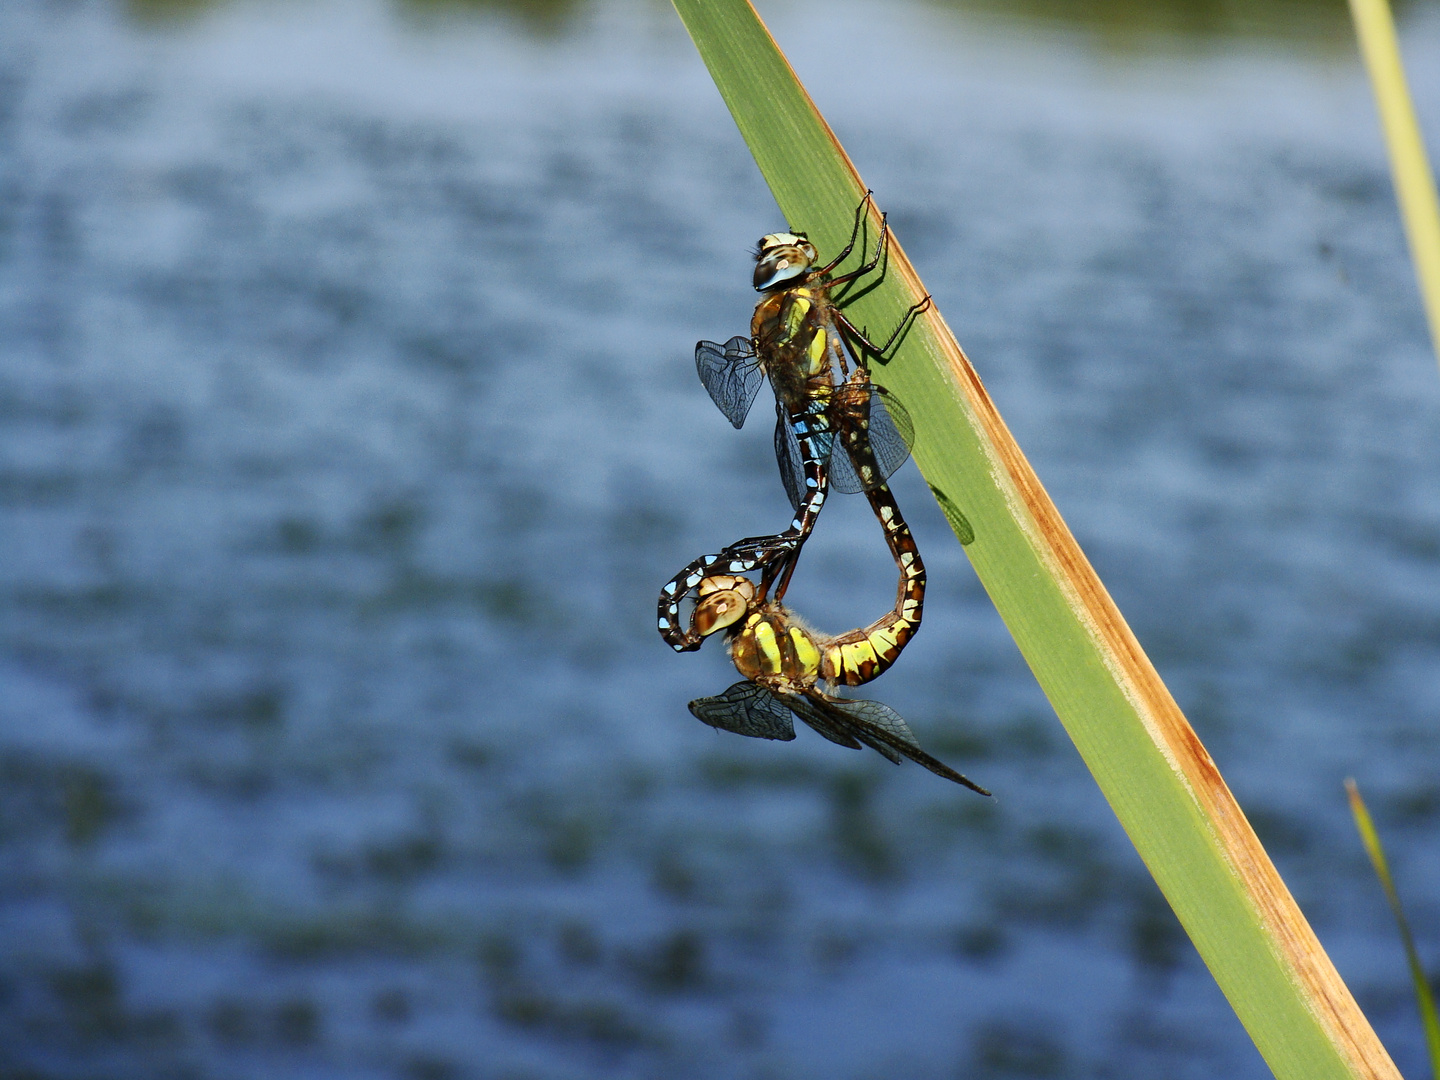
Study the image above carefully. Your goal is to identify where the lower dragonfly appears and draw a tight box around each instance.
[680,404,988,794]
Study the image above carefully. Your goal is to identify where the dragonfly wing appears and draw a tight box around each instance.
[807,697,905,764]
[808,693,991,795]
[689,682,797,742]
[829,697,921,750]
[773,404,806,513]
[778,692,864,750]
[695,336,764,429]
[774,398,837,512]
[829,384,915,495]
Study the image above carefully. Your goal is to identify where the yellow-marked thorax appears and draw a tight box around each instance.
[729,609,823,689]
[751,286,841,406]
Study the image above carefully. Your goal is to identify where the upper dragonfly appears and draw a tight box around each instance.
[657,194,929,651]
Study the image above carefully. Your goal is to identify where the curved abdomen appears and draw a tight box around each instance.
[819,394,925,687]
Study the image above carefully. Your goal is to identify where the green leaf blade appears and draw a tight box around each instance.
[670,3,1401,1078]
[1348,0,1440,366]
[1348,779,1440,1078]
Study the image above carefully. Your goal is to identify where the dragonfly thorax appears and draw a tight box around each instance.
[753,232,817,291]
[729,609,823,688]
[750,287,841,404]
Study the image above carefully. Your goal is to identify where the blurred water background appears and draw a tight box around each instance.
[2,0,1440,1076]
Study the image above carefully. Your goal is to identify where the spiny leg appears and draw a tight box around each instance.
[834,294,932,364]
[768,546,802,601]
[825,210,890,290]
[758,548,792,600]
[815,190,875,278]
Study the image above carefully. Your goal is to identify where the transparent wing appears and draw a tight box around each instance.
[830,697,921,751]
[695,336,763,429]
[777,692,863,750]
[799,692,991,795]
[773,404,806,513]
[827,384,914,495]
[688,681,797,742]
[774,400,836,513]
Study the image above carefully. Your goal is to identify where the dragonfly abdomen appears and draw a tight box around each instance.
[818,405,927,687]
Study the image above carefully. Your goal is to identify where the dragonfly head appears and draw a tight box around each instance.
[690,575,757,638]
[753,232,817,291]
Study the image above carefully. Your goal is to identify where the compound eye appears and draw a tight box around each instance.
[691,588,750,637]
[697,575,756,600]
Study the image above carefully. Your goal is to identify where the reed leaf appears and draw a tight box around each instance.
[668,2,1400,1076]
[1347,778,1440,1078]
[1348,0,1440,365]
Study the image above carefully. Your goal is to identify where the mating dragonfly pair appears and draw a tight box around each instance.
[658,194,987,795]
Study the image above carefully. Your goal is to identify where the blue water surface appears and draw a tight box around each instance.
[2,0,1440,1076]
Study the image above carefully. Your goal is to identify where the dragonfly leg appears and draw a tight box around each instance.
[834,294,932,364]
[825,210,890,290]
[815,190,875,277]
[758,552,786,601]
[769,553,801,601]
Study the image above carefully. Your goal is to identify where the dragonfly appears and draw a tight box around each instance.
[682,430,987,794]
[657,193,929,651]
